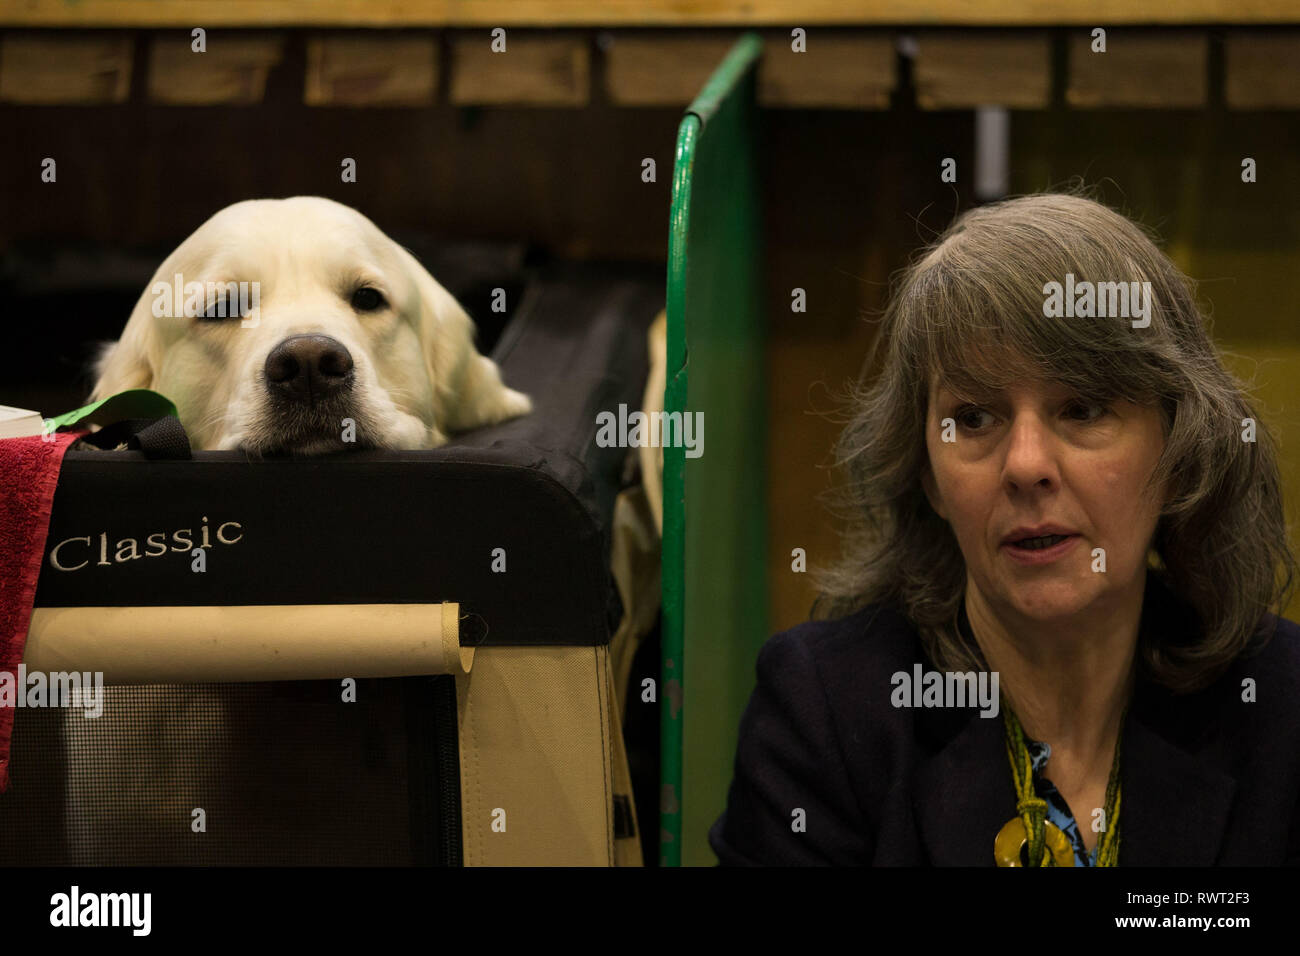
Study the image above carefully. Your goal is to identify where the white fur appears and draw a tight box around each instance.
[91,196,530,453]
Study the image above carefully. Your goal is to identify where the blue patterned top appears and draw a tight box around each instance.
[1026,738,1099,867]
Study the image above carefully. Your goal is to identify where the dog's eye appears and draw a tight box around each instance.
[351,287,386,312]
[200,295,242,321]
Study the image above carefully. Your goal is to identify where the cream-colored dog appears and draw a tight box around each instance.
[91,196,530,453]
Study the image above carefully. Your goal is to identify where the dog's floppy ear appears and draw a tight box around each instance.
[88,289,159,402]
[396,245,532,433]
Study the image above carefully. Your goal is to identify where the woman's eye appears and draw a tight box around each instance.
[1068,400,1109,422]
[955,406,993,430]
[952,401,1108,431]
[351,287,386,311]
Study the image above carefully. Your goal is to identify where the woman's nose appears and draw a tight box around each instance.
[1001,414,1059,490]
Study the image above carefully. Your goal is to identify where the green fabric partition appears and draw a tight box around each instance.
[662,32,767,867]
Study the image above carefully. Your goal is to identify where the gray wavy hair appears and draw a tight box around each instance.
[812,191,1296,693]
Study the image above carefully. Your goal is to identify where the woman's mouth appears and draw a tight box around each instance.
[1002,533,1080,564]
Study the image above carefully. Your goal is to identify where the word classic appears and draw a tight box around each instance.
[48,517,243,572]
[890,665,1000,718]
[1042,273,1152,328]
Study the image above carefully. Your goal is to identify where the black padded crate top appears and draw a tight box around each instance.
[32,258,664,648]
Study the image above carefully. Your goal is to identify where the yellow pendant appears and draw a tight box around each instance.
[994,817,1075,867]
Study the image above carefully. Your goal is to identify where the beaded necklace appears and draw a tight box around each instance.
[994,697,1125,867]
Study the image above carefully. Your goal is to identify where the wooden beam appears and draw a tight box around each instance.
[604,32,737,106]
[1068,30,1207,108]
[0,32,132,103]
[305,33,438,106]
[913,32,1050,109]
[1226,30,1300,109]
[449,32,589,106]
[758,30,894,109]
[1,1,1297,28]
[149,32,285,104]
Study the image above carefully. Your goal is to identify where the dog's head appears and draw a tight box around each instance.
[90,196,531,454]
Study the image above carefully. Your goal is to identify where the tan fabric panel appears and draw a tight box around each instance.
[457,644,640,865]
[607,651,643,867]
[608,485,662,718]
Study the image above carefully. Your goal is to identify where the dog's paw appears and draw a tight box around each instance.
[503,388,533,417]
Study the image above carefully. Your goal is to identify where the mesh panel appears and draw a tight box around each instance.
[0,678,441,865]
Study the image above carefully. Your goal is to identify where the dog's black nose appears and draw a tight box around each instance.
[264,334,355,403]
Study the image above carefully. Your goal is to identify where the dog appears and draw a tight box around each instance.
[90,196,530,453]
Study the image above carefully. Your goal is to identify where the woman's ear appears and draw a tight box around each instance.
[395,245,531,434]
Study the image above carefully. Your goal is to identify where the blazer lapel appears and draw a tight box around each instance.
[1117,685,1237,866]
[913,707,1016,865]
[1120,572,1239,865]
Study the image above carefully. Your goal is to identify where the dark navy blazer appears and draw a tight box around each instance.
[709,573,1300,865]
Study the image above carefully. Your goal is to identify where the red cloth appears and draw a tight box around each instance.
[0,431,85,791]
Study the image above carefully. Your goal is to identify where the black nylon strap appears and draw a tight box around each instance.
[79,416,192,460]
[127,415,193,459]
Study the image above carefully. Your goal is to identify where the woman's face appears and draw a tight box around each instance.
[921,369,1169,627]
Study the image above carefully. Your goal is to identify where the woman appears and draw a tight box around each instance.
[709,192,1300,866]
